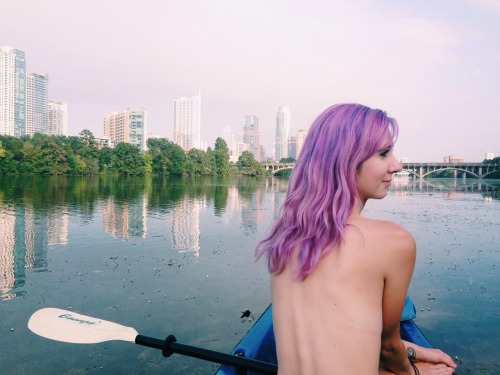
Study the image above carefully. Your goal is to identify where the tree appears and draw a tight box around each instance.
[79,129,96,146]
[143,152,152,174]
[0,139,15,174]
[99,146,114,173]
[237,150,265,175]
[1,136,24,162]
[167,143,187,175]
[20,136,70,175]
[73,130,99,174]
[213,137,231,176]
[483,157,500,178]
[483,156,500,164]
[186,148,213,175]
[73,155,87,174]
[0,149,17,174]
[147,138,186,175]
[112,142,146,176]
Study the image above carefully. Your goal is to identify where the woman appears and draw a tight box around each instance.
[256,104,456,374]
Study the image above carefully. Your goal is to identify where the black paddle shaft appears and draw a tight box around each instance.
[135,334,278,375]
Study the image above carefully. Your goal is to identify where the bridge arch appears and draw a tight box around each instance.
[263,162,295,175]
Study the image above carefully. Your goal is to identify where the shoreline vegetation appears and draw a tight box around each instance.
[0,130,498,178]
[0,130,267,177]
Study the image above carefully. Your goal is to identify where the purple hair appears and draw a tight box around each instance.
[255,103,399,279]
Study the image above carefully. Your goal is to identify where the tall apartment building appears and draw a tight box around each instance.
[243,115,261,161]
[275,106,290,161]
[173,93,201,151]
[48,101,68,136]
[296,129,307,158]
[0,46,26,136]
[221,125,236,158]
[104,108,147,151]
[26,73,49,136]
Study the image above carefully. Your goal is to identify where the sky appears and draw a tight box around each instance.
[1,0,499,162]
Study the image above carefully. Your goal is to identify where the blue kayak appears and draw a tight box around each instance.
[216,296,431,375]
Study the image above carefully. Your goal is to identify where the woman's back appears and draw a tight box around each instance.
[271,216,416,374]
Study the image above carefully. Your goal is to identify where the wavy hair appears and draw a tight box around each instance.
[255,103,399,279]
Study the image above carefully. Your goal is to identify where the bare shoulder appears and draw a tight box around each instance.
[348,216,415,249]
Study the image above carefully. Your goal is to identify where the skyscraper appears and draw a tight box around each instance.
[104,108,147,151]
[243,115,261,161]
[0,46,26,137]
[296,129,307,158]
[26,73,49,136]
[221,125,236,159]
[275,106,290,161]
[173,93,201,151]
[48,101,68,136]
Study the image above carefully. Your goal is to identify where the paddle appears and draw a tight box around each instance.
[28,308,278,375]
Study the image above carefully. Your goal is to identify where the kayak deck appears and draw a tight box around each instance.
[216,296,431,374]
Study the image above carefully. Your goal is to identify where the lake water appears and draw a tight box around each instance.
[0,175,498,374]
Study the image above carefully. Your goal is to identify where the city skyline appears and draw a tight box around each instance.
[1,1,499,162]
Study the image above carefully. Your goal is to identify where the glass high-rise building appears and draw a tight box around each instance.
[26,73,49,136]
[173,93,201,151]
[0,46,26,137]
[243,115,261,162]
[275,106,290,161]
[104,108,147,151]
[48,101,68,136]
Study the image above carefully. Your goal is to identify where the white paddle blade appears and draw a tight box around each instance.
[28,308,138,344]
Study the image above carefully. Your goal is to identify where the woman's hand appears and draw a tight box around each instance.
[413,361,456,375]
[416,347,456,369]
[403,341,457,369]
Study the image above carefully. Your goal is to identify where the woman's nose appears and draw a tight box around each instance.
[391,155,403,173]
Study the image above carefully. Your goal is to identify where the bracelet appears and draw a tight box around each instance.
[410,362,420,375]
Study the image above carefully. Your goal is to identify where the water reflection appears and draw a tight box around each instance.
[0,202,48,300]
[172,195,204,256]
[0,175,272,299]
[103,194,148,239]
[1,175,498,301]
[391,176,500,199]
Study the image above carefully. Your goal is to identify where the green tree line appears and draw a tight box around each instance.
[0,131,266,176]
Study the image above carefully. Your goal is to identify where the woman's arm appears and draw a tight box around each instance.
[379,224,417,375]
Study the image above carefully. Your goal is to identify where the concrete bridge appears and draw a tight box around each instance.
[263,162,296,175]
[263,161,500,178]
[401,162,499,179]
